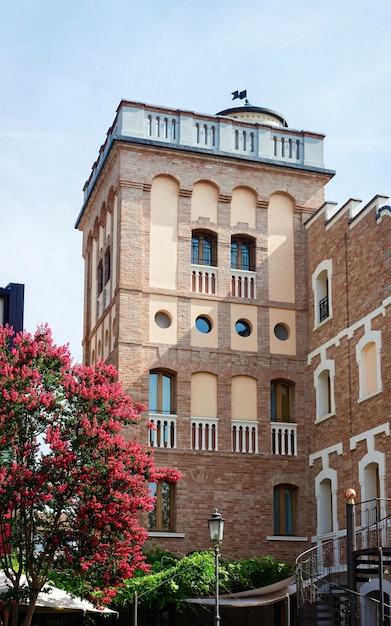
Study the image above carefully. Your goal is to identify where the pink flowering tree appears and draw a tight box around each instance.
[0,325,181,626]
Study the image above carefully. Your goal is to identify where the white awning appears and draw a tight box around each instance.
[0,572,117,615]
[186,575,296,608]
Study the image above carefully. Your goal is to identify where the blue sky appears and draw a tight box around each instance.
[1,0,390,362]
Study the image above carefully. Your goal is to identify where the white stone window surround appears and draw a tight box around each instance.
[308,295,391,366]
[314,358,335,422]
[351,423,389,546]
[350,423,389,503]
[308,296,391,416]
[310,443,342,540]
[355,328,382,401]
[312,259,333,328]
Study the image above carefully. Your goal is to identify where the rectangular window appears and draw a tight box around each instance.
[271,381,293,422]
[319,296,329,322]
[274,485,296,535]
[149,372,174,414]
[231,242,238,269]
[241,243,250,271]
[203,238,212,265]
[191,233,217,266]
[148,482,174,531]
[191,238,200,265]
[230,238,255,271]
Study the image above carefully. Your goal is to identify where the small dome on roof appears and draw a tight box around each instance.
[216,100,288,128]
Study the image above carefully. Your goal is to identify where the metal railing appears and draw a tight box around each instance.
[296,498,391,625]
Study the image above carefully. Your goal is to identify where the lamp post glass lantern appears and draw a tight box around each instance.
[208,509,225,543]
[208,510,225,626]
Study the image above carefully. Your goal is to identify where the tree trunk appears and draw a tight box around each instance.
[20,595,39,626]
[10,602,18,626]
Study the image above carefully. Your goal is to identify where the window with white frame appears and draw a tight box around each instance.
[314,359,335,421]
[312,260,333,326]
[318,477,333,535]
[356,331,382,401]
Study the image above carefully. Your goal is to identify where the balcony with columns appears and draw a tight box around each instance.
[271,421,297,456]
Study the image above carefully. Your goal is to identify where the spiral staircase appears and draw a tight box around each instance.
[295,499,391,625]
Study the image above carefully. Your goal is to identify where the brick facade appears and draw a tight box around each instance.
[77,99,391,575]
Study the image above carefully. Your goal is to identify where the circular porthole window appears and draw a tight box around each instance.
[195,315,212,333]
[274,323,289,341]
[235,319,252,337]
[154,311,172,329]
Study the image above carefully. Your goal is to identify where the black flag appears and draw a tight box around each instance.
[232,90,247,100]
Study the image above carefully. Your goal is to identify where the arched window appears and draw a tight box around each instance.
[318,478,333,535]
[362,462,380,527]
[312,260,333,326]
[191,230,217,267]
[356,331,382,400]
[149,370,175,415]
[104,247,111,284]
[274,484,297,535]
[314,360,335,421]
[230,236,255,271]
[97,260,103,295]
[357,447,387,547]
[191,373,218,451]
[148,481,175,531]
[271,380,294,422]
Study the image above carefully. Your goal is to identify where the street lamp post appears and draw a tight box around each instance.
[208,510,225,626]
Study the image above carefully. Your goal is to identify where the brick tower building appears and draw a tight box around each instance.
[75,97,335,564]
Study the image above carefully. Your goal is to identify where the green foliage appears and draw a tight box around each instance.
[222,554,292,594]
[102,550,293,611]
[113,550,216,610]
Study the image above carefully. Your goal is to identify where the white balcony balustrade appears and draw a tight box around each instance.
[232,420,258,453]
[191,417,218,451]
[149,416,177,449]
[230,270,256,298]
[83,101,326,204]
[271,421,297,456]
[191,265,217,295]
